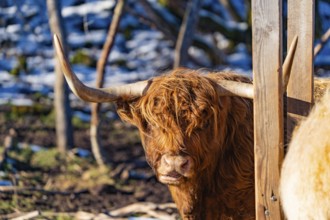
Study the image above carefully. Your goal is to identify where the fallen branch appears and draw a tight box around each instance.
[109,202,178,220]
[11,211,39,220]
[75,211,120,220]
[0,186,87,195]
[2,211,76,220]
[0,203,178,220]
[40,212,76,218]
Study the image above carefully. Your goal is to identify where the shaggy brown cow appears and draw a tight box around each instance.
[280,89,330,220]
[117,69,255,219]
[53,35,298,219]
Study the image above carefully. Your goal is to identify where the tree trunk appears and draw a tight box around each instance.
[138,0,225,66]
[47,0,73,153]
[90,0,126,166]
[174,0,203,67]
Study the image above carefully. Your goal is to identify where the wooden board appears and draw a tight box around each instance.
[287,0,315,139]
[251,0,283,219]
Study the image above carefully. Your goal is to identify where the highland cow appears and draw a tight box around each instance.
[280,90,330,220]
[117,70,256,219]
[53,34,302,219]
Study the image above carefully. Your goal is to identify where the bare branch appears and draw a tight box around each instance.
[90,0,126,166]
[314,28,330,57]
[174,0,203,67]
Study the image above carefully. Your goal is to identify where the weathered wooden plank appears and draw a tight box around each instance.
[287,0,315,138]
[251,0,283,219]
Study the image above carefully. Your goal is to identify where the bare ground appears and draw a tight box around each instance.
[0,107,177,219]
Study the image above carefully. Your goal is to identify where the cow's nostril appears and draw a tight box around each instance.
[180,159,189,170]
[178,158,192,175]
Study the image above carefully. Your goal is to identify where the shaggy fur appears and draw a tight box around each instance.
[280,90,330,220]
[117,68,255,219]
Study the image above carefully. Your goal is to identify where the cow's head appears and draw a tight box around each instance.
[53,34,297,186]
[116,70,233,185]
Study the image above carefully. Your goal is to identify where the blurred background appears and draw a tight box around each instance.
[0,0,329,219]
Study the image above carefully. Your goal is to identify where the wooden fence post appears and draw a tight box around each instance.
[287,0,315,139]
[252,0,283,219]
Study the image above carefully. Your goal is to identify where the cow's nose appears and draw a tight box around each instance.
[161,154,193,177]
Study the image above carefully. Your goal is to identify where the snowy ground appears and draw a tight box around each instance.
[0,0,329,108]
[0,1,172,105]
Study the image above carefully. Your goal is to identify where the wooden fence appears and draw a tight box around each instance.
[251,0,314,219]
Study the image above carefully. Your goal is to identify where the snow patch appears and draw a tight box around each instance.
[62,1,115,17]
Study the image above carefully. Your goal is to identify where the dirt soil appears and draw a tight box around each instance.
[0,107,175,217]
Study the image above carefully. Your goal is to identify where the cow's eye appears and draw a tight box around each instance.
[203,120,210,129]
[179,145,188,153]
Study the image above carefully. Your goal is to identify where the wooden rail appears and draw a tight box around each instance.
[251,0,314,219]
[287,0,315,139]
[252,0,283,219]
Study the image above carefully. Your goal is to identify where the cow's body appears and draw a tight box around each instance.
[280,89,330,220]
[117,69,255,219]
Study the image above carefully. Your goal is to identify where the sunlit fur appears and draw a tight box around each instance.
[117,68,255,219]
[280,90,330,220]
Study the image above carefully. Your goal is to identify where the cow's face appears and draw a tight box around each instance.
[117,71,229,185]
[139,123,221,186]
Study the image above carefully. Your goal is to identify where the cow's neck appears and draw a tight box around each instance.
[214,96,255,217]
[168,182,208,219]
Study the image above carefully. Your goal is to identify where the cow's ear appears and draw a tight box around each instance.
[116,100,143,128]
[117,101,135,124]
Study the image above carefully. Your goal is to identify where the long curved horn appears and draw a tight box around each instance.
[53,34,150,103]
[219,35,298,99]
[283,35,298,91]
[216,80,254,99]
[54,33,297,102]
[55,34,254,100]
